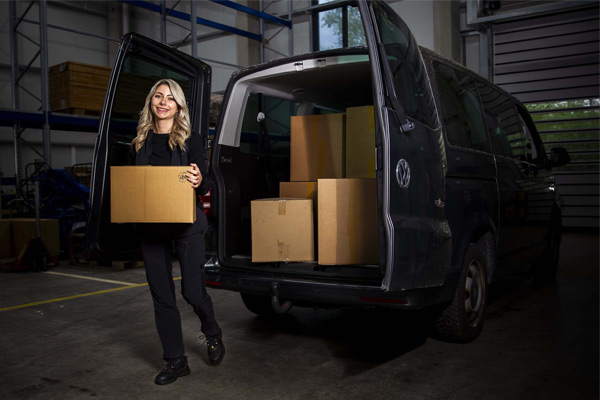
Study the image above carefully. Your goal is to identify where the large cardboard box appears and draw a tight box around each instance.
[346,105,376,178]
[318,179,378,265]
[111,166,196,223]
[0,219,11,258]
[10,218,60,258]
[290,113,345,182]
[251,198,314,262]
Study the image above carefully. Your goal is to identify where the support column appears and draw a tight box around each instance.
[9,0,23,183]
[160,0,167,44]
[108,1,124,64]
[191,0,197,58]
[433,0,461,62]
[237,0,260,67]
[39,0,51,168]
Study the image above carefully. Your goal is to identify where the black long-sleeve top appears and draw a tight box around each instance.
[128,132,210,196]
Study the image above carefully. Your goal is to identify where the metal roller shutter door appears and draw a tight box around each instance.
[492,5,600,229]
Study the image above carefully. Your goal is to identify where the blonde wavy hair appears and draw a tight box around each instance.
[132,78,191,152]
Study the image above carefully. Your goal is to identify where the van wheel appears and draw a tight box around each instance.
[434,243,488,343]
[532,214,561,282]
[240,293,291,317]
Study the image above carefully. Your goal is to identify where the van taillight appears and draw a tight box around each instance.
[200,189,212,217]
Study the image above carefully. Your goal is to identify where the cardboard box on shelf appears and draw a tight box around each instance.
[10,218,60,258]
[111,166,196,223]
[0,219,11,258]
[346,105,376,178]
[318,179,378,265]
[49,61,111,114]
[251,198,314,263]
[290,113,345,182]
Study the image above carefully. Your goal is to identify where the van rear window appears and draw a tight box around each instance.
[433,62,490,152]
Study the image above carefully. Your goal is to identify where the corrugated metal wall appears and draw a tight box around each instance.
[491,4,600,229]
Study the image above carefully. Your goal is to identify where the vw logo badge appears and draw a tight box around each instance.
[396,159,410,189]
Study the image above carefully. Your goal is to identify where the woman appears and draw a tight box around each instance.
[130,79,224,385]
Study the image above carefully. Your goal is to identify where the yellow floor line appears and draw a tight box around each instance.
[44,271,136,286]
[0,277,182,312]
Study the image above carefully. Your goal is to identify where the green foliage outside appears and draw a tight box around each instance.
[320,6,366,49]
[526,99,599,172]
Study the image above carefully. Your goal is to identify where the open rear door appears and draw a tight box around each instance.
[358,0,452,291]
[86,33,211,261]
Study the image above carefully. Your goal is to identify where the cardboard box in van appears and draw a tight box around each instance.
[290,113,345,182]
[111,166,196,223]
[279,181,318,202]
[346,105,376,178]
[251,198,314,263]
[318,179,378,265]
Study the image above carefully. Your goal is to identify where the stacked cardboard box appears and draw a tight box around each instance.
[251,198,314,262]
[251,108,378,265]
[318,179,378,265]
[346,105,376,178]
[49,61,110,114]
[279,181,318,203]
[290,113,345,182]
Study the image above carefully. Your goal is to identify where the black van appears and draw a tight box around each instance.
[87,0,569,342]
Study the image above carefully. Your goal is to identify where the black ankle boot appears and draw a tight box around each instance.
[154,355,190,385]
[206,334,225,366]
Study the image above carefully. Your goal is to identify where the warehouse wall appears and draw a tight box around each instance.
[0,1,109,183]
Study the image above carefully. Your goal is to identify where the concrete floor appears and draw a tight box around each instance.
[0,232,597,400]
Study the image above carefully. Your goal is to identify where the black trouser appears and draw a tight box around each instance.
[139,229,221,359]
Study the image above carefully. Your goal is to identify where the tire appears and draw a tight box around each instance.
[240,293,290,317]
[434,243,488,343]
[532,213,562,282]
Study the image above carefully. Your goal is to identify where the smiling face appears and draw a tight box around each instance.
[151,84,179,123]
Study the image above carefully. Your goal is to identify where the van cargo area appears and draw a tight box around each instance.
[212,49,384,287]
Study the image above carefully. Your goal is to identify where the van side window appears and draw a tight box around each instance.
[371,1,437,128]
[519,114,539,163]
[240,94,295,156]
[433,62,490,152]
[476,82,526,159]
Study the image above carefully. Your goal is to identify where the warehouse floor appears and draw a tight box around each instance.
[0,231,597,400]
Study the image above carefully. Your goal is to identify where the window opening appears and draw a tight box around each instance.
[434,62,489,152]
[240,93,296,156]
[313,1,366,51]
[370,1,437,128]
[111,56,190,130]
[477,82,526,159]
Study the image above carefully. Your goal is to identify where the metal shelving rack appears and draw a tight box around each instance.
[3,0,293,190]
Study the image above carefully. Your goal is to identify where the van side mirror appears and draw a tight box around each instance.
[548,147,570,168]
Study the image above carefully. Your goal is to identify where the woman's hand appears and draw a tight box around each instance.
[187,163,203,189]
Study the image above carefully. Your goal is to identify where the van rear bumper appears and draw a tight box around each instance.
[204,263,448,310]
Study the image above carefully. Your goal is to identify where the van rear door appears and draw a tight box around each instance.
[86,33,211,260]
[358,0,452,291]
